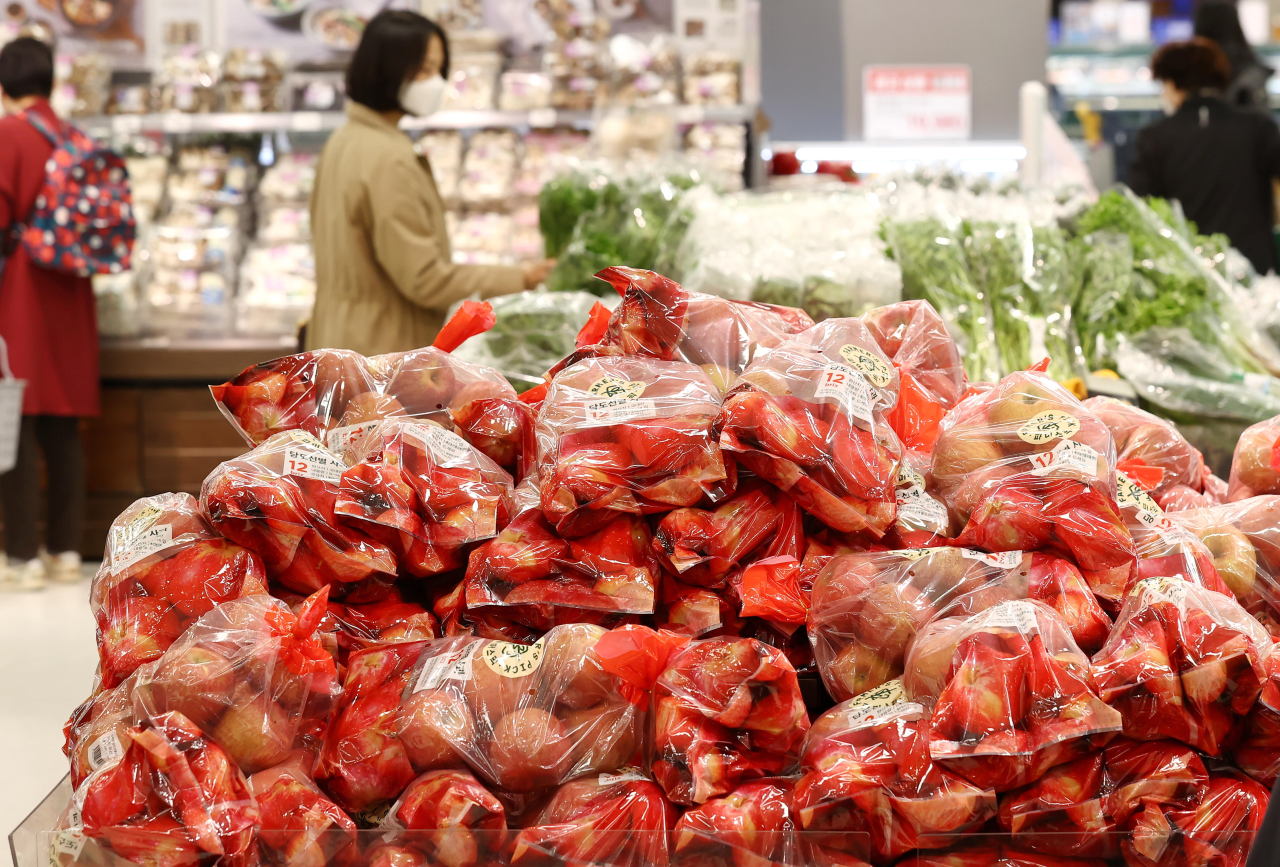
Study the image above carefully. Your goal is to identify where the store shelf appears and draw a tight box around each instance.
[79,105,757,138]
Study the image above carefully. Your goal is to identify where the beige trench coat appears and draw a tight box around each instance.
[306,102,523,355]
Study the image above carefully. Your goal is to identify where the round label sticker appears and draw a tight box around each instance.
[482,638,545,678]
[588,377,647,400]
[838,344,894,388]
[851,679,907,709]
[897,463,926,489]
[1017,410,1081,445]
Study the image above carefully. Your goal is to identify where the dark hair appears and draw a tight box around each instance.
[0,36,54,101]
[1194,0,1261,72]
[1151,38,1232,92]
[345,10,449,113]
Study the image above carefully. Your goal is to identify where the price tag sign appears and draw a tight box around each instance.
[864,65,972,141]
[284,445,346,483]
[815,363,874,423]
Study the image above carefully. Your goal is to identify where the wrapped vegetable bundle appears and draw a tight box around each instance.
[378,769,507,867]
[464,505,659,628]
[931,369,1136,582]
[996,738,1209,859]
[201,431,397,597]
[211,348,377,446]
[673,778,799,866]
[720,317,903,536]
[904,600,1122,792]
[864,299,968,453]
[1171,495,1280,634]
[651,636,809,804]
[91,493,267,688]
[335,419,514,578]
[1092,577,1271,756]
[535,356,727,535]
[511,772,676,867]
[131,591,338,775]
[1230,413,1280,500]
[810,549,1111,703]
[75,710,259,867]
[318,624,641,811]
[792,681,997,865]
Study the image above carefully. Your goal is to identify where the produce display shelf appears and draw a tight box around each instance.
[79,105,758,138]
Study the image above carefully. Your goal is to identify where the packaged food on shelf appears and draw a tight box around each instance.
[605,33,680,107]
[459,130,520,206]
[683,51,743,106]
[498,69,553,110]
[417,130,464,202]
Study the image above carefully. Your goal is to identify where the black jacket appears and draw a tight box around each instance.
[1129,95,1280,274]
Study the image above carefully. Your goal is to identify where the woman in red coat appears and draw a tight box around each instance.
[0,37,98,591]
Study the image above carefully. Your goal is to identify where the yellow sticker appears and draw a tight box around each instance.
[850,679,907,709]
[838,344,894,388]
[588,377,647,400]
[897,463,926,489]
[481,638,546,679]
[1017,410,1081,445]
[111,504,163,553]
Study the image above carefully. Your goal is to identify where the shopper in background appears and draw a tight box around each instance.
[0,37,96,591]
[1194,0,1273,112]
[1130,38,1280,275]
[308,10,554,355]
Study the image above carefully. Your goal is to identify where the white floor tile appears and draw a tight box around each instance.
[0,570,97,847]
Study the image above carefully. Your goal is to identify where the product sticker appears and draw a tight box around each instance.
[1017,411,1082,445]
[847,679,925,724]
[897,463,927,489]
[110,504,164,556]
[597,768,649,786]
[1135,575,1190,602]
[405,424,475,466]
[961,549,1023,569]
[896,547,939,561]
[584,397,659,425]
[325,421,382,451]
[50,829,86,862]
[86,730,125,773]
[112,524,176,574]
[283,444,346,484]
[1029,439,1101,479]
[588,377,647,400]
[896,486,949,528]
[838,344,894,388]
[413,652,474,694]
[482,638,546,678]
[982,599,1041,633]
[815,363,874,423]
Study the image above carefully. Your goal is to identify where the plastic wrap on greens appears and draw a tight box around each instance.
[884,217,1001,382]
[539,169,611,260]
[450,290,608,389]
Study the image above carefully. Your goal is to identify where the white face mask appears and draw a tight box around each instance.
[399,75,446,117]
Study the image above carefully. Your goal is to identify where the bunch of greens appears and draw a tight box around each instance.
[538,170,612,260]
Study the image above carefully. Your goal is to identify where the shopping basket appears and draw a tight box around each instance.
[0,335,25,474]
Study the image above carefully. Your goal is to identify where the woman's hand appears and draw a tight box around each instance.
[522,259,557,290]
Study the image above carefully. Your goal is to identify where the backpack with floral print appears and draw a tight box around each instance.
[18,110,136,277]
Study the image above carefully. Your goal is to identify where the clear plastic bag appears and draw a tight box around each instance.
[1171,495,1280,635]
[335,419,514,579]
[130,591,338,776]
[793,680,996,865]
[863,299,967,453]
[904,600,1122,792]
[651,636,809,804]
[318,625,641,812]
[91,492,267,688]
[809,549,1111,703]
[674,778,799,866]
[996,738,1209,860]
[1093,576,1271,756]
[721,318,903,536]
[1121,771,1269,867]
[1229,413,1280,500]
[201,431,397,598]
[511,772,676,867]
[211,349,378,446]
[249,758,358,866]
[931,368,1135,575]
[378,769,507,866]
[1084,397,1208,497]
[535,356,727,535]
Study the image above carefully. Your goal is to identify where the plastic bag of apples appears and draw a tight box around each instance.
[318,624,642,814]
[719,317,903,538]
[1230,413,1280,501]
[809,548,1111,704]
[1173,495,1280,636]
[91,492,267,688]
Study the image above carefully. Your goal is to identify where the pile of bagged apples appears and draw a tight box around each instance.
[56,266,1280,866]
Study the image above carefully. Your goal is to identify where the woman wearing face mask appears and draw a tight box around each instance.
[308,10,554,354]
[1129,38,1280,275]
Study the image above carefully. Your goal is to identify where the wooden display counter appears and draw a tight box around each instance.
[80,338,296,558]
